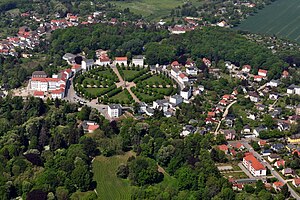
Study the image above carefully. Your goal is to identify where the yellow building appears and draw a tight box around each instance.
[288,134,300,143]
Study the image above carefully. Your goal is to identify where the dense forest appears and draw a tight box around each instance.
[49,24,287,79]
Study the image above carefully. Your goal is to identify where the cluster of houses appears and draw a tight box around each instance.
[29,69,72,99]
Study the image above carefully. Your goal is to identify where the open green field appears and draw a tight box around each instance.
[111,0,203,20]
[109,90,131,102]
[92,152,135,200]
[236,0,300,43]
[85,87,108,96]
[122,70,141,81]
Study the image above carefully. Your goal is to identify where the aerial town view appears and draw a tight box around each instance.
[0,0,300,199]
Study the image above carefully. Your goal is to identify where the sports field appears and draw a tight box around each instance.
[236,0,300,43]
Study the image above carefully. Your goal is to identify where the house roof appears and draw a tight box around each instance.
[32,71,47,77]
[273,181,284,188]
[108,104,122,109]
[243,65,251,69]
[115,57,127,61]
[179,73,187,79]
[218,144,228,151]
[51,89,65,94]
[294,178,300,185]
[231,142,243,149]
[244,154,265,170]
[275,160,285,167]
[88,124,99,131]
[33,91,44,96]
[283,168,293,174]
[171,61,180,66]
[254,75,263,79]
[258,69,268,74]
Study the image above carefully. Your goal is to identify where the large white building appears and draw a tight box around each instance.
[132,55,144,67]
[243,154,266,177]
[81,59,94,71]
[169,95,183,106]
[108,104,122,118]
[180,87,192,100]
[114,57,128,66]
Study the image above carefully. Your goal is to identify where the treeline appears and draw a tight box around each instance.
[0,96,113,199]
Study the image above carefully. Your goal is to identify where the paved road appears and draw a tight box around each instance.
[214,100,237,134]
[64,78,111,120]
[241,140,300,200]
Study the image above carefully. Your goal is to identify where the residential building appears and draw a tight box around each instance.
[169,95,183,106]
[254,75,263,82]
[274,160,285,169]
[32,71,47,78]
[62,53,76,64]
[273,181,284,191]
[242,154,266,177]
[71,64,81,73]
[288,134,300,144]
[242,65,251,73]
[50,88,65,99]
[81,59,94,71]
[33,91,44,98]
[271,143,285,152]
[171,68,181,78]
[132,55,144,67]
[96,56,110,66]
[114,57,128,66]
[218,144,229,153]
[171,61,180,68]
[108,104,122,118]
[258,69,268,77]
[249,92,260,102]
[186,67,197,75]
[152,99,169,112]
[268,79,280,87]
[220,129,236,140]
[178,73,189,84]
[180,87,192,100]
[293,178,300,187]
[267,154,280,162]
[282,168,294,177]
[202,58,211,67]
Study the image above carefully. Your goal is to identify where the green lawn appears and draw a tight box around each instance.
[122,70,141,81]
[92,152,135,200]
[85,87,108,95]
[236,0,300,43]
[144,75,167,85]
[109,90,132,102]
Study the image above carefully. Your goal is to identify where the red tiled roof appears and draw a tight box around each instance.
[51,89,65,94]
[258,140,267,146]
[244,154,265,170]
[276,160,285,167]
[171,61,180,66]
[179,73,187,79]
[258,69,268,74]
[243,65,251,69]
[232,142,243,149]
[115,57,127,61]
[273,181,284,188]
[219,99,227,105]
[88,124,99,131]
[218,144,228,152]
[33,91,44,96]
[254,75,263,79]
[72,64,81,69]
[294,178,300,185]
[208,112,215,117]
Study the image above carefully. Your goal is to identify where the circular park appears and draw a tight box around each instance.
[73,64,177,105]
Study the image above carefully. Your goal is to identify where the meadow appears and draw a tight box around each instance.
[236,0,300,43]
[110,0,203,20]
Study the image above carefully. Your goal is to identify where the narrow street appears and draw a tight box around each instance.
[214,100,237,134]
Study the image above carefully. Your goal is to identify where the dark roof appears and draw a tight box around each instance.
[32,71,47,76]
[108,104,122,109]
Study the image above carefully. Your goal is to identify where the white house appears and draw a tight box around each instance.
[178,73,189,85]
[258,69,268,77]
[30,78,48,91]
[169,95,183,106]
[186,67,197,75]
[269,93,279,100]
[243,154,266,177]
[171,68,181,78]
[254,75,263,82]
[132,55,144,67]
[242,65,251,73]
[180,87,192,100]
[81,59,94,71]
[268,80,280,87]
[152,99,169,112]
[96,57,110,66]
[249,92,260,102]
[108,104,122,118]
[62,53,76,64]
[114,57,128,66]
[51,88,65,99]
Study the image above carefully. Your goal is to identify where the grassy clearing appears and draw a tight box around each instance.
[110,90,131,102]
[236,0,300,43]
[222,171,248,179]
[144,75,167,85]
[122,70,141,81]
[111,0,203,20]
[92,152,136,200]
[85,87,108,95]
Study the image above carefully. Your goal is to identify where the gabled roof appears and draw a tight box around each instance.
[218,144,228,151]
[294,178,300,185]
[115,57,127,61]
[33,91,44,96]
[273,181,284,188]
[258,69,268,74]
[244,154,265,170]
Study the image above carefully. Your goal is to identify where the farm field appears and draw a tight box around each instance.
[110,0,203,20]
[236,0,300,43]
[92,152,135,200]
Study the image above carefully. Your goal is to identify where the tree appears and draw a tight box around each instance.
[128,156,163,186]
[55,187,69,200]
[116,164,129,179]
[281,184,290,198]
[71,160,92,191]
[175,166,198,190]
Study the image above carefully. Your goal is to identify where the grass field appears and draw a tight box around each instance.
[144,75,167,85]
[85,87,107,95]
[122,70,141,81]
[111,0,203,20]
[92,152,135,200]
[236,0,300,43]
[109,90,131,102]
